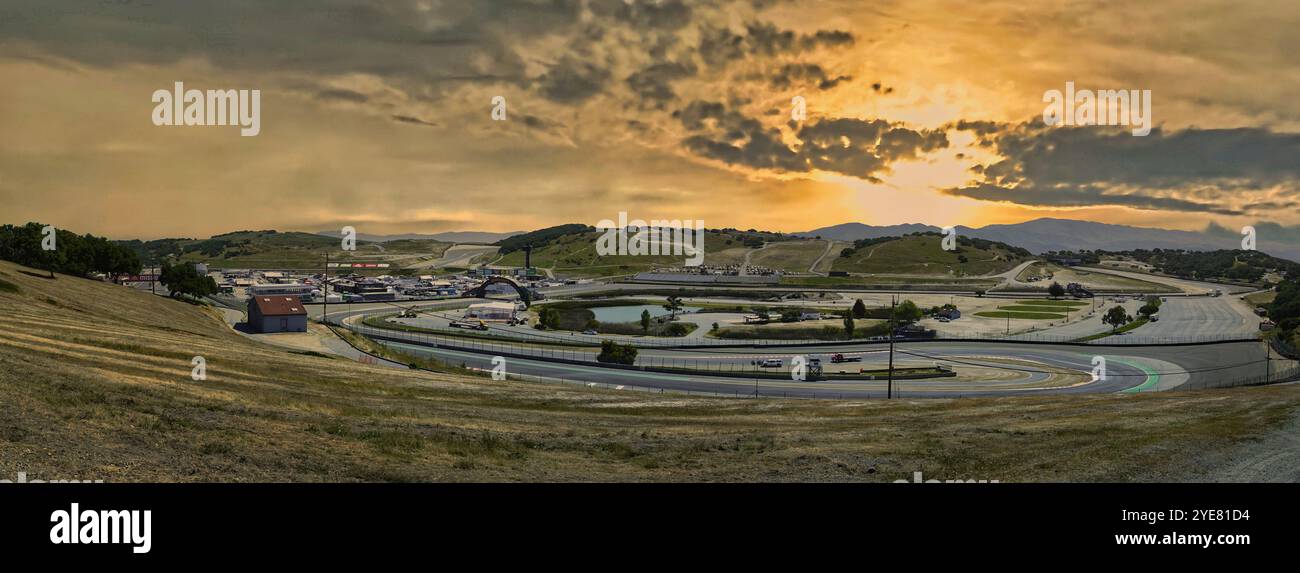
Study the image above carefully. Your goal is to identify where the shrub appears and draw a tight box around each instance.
[596,340,638,365]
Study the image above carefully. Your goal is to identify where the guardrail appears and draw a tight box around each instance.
[1173,362,1300,391]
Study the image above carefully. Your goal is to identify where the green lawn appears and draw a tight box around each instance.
[1073,318,1150,342]
[997,305,1084,313]
[975,311,1067,320]
[1015,299,1089,307]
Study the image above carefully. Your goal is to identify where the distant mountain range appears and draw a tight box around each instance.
[315,230,523,244]
[797,218,1300,262]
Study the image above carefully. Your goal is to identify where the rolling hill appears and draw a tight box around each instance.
[830,233,1030,276]
[491,225,808,277]
[799,218,1300,263]
[488,224,1038,279]
[118,230,451,270]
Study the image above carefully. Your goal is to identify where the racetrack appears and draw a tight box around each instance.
[309,274,1297,400]
[337,311,1292,398]
[366,334,1284,398]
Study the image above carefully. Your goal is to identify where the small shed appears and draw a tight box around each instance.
[248,296,308,333]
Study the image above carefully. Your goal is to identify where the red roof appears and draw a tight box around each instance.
[250,296,307,316]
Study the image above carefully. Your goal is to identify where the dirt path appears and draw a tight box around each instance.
[807,240,835,275]
[413,244,499,269]
[740,242,769,275]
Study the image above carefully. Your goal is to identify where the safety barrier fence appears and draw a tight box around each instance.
[1174,362,1300,391]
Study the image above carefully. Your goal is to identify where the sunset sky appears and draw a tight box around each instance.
[2,0,1298,240]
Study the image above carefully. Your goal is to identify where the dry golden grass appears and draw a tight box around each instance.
[0,260,1297,482]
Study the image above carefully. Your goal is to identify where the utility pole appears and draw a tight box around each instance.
[323,252,329,326]
[887,295,896,399]
[1265,340,1272,384]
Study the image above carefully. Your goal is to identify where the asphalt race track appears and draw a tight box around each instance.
[323,303,1285,398]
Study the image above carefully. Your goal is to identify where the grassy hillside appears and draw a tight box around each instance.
[493,229,788,277]
[1052,249,1300,285]
[1019,262,1170,293]
[1,258,1298,482]
[493,230,838,277]
[748,240,833,272]
[119,230,450,270]
[832,234,1027,276]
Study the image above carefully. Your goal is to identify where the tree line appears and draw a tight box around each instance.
[0,222,141,278]
[1046,248,1299,283]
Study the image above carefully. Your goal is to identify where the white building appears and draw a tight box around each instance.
[467,301,516,321]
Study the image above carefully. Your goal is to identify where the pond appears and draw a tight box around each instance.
[591,304,701,323]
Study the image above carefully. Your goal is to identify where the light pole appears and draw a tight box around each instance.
[887,295,896,399]
[323,252,328,326]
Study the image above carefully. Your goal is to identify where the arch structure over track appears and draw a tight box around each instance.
[462,276,539,307]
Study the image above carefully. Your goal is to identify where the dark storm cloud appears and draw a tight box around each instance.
[675,101,948,180]
[797,117,948,182]
[390,114,439,128]
[1,0,861,121]
[945,121,1300,214]
[534,54,613,104]
[0,0,584,96]
[602,0,694,30]
[768,63,851,90]
[697,21,855,67]
[626,60,698,106]
[675,100,807,171]
[315,88,370,103]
